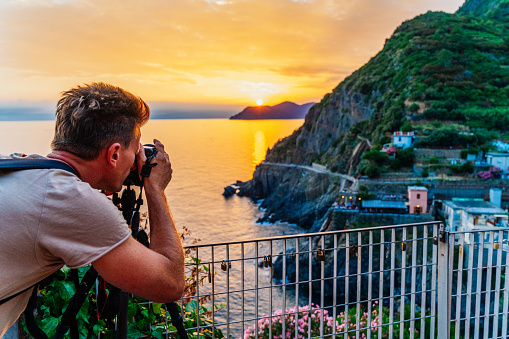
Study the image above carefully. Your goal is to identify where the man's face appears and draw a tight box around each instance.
[109,131,141,192]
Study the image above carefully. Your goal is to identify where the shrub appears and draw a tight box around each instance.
[364,164,380,178]
[421,129,460,147]
[396,147,415,167]
[242,303,382,339]
[429,157,439,164]
[476,166,503,179]
[362,150,389,164]
[23,227,224,339]
[390,158,403,170]
[408,103,420,113]
[400,121,414,132]
[450,161,474,175]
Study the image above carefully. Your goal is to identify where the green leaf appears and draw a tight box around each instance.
[128,302,140,319]
[79,327,88,338]
[152,302,163,315]
[185,300,199,313]
[40,316,59,338]
[93,324,103,336]
[127,323,145,339]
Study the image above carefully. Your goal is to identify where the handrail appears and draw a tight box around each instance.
[184,220,443,248]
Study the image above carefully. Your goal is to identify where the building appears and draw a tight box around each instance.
[442,197,509,244]
[407,186,428,214]
[361,200,407,214]
[485,152,509,178]
[393,131,415,149]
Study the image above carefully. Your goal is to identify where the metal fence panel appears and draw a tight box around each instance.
[149,222,443,339]
[138,222,509,339]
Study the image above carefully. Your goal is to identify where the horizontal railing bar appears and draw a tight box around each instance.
[184,221,442,248]
[453,290,504,298]
[187,260,438,272]
[178,287,439,312]
[186,252,438,267]
[178,270,439,299]
[186,239,437,263]
[450,226,509,234]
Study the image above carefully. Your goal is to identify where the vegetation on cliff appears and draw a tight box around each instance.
[264,0,509,177]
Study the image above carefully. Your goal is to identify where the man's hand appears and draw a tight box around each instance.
[142,139,173,193]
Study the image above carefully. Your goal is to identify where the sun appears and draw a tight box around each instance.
[256,99,263,106]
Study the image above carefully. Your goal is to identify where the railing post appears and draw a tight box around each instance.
[437,223,450,339]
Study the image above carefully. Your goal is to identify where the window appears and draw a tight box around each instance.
[417,194,420,199]
[474,216,479,225]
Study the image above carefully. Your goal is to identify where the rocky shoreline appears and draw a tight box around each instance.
[225,163,341,231]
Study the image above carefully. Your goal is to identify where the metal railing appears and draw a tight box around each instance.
[152,221,509,339]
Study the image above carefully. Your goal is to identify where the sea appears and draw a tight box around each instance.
[0,119,304,245]
[0,119,306,244]
[0,119,309,336]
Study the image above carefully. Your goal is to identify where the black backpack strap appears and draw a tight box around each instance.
[24,287,49,339]
[0,158,76,175]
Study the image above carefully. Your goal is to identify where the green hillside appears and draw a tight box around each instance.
[457,0,509,19]
[348,9,509,140]
[265,1,509,177]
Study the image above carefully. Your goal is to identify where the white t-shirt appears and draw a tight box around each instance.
[0,155,131,337]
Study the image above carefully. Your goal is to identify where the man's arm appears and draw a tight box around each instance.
[92,139,185,302]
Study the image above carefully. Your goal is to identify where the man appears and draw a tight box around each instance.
[0,83,185,337]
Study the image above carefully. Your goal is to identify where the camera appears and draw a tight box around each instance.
[123,144,157,186]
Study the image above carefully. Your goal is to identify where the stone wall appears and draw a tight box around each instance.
[414,148,462,159]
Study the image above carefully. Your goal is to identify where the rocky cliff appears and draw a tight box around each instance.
[239,163,343,229]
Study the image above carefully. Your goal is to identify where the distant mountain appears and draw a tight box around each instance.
[229,101,315,120]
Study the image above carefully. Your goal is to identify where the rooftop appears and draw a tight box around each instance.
[394,131,414,136]
[362,200,407,209]
[486,152,509,157]
[408,186,428,191]
[443,199,507,215]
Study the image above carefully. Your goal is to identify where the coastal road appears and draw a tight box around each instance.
[260,161,358,190]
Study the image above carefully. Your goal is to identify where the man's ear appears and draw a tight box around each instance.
[106,143,122,167]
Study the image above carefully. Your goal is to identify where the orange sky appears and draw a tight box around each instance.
[0,0,464,110]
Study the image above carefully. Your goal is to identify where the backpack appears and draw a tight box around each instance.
[0,158,118,339]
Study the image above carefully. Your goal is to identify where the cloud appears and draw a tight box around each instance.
[0,0,464,105]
